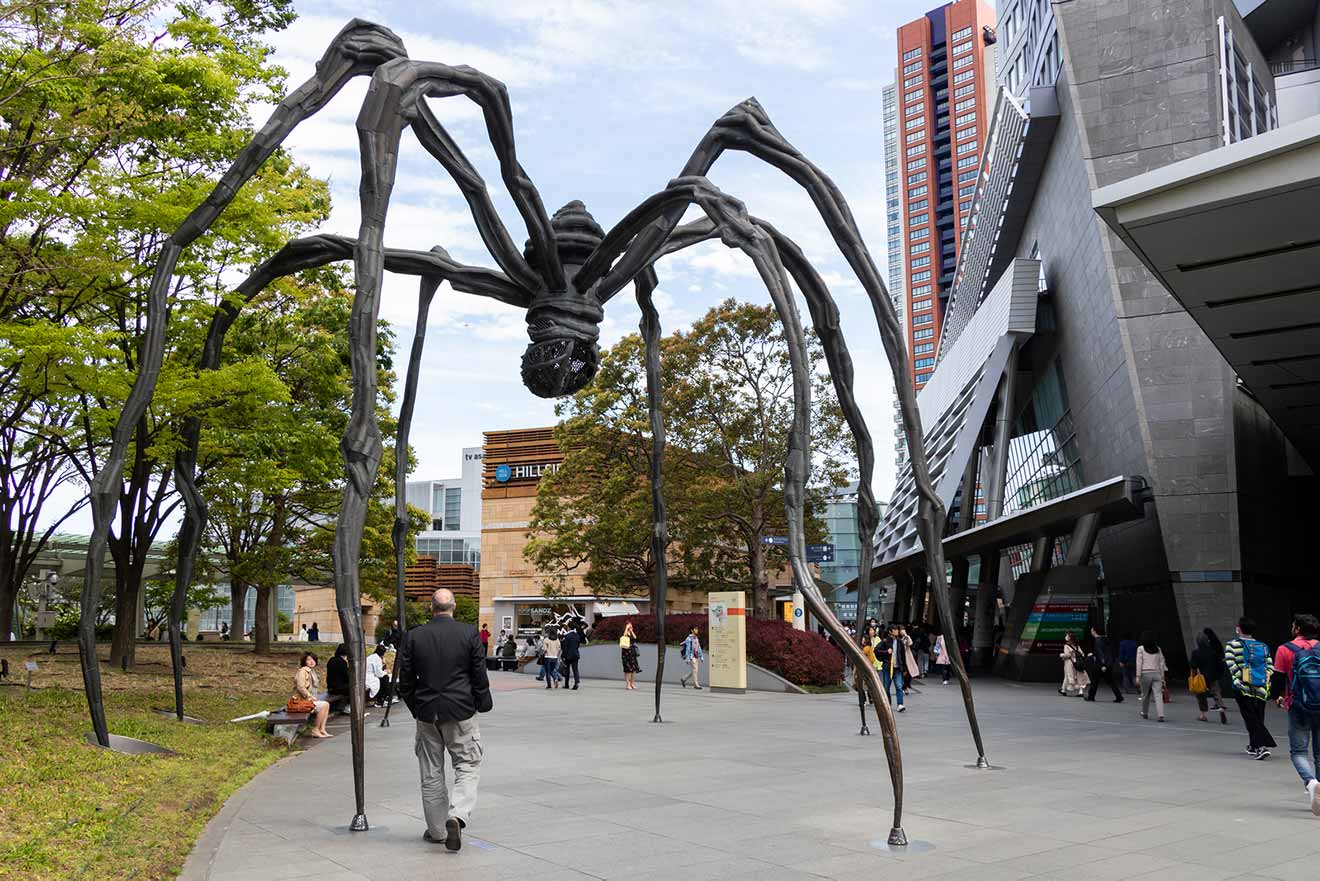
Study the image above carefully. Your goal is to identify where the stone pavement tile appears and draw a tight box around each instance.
[1128,861,1239,881]
[713,831,867,866]
[209,855,363,881]
[1168,835,1320,873]
[622,855,792,881]
[976,841,1112,874]
[925,859,1040,881]
[948,830,1080,864]
[206,844,327,875]
[473,814,637,848]
[1085,821,1208,853]
[1139,832,1255,865]
[518,830,730,880]
[1253,862,1319,881]
[1066,851,1187,881]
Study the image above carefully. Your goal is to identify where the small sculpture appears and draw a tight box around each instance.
[77,19,989,845]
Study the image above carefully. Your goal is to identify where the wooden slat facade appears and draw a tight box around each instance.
[404,556,479,601]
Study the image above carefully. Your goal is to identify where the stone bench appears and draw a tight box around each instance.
[265,710,310,746]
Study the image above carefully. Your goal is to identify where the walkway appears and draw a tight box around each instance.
[182,673,1318,881]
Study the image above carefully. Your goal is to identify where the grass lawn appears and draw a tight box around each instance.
[0,642,312,881]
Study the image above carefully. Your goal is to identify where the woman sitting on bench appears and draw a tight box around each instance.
[291,652,332,738]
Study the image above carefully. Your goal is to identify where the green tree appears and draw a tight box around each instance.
[141,577,225,638]
[0,0,332,663]
[527,300,850,619]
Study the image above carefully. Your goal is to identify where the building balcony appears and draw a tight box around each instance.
[1274,62,1320,127]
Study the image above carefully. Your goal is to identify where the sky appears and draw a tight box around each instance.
[50,0,952,534]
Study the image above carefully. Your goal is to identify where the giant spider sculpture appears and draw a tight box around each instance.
[76,20,989,845]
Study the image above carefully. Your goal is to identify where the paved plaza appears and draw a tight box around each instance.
[182,674,1319,881]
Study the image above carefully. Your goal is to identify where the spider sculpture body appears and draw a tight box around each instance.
[76,20,990,846]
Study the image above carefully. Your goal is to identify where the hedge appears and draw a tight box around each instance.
[592,612,844,687]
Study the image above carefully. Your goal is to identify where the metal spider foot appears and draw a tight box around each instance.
[350,814,369,832]
[651,714,663,724]
[859,723,871,736]
[379,717,390,728]
[887,827,908,847]
[975,755,991,769]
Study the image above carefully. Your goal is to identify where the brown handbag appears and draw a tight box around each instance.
[286,697,315,714]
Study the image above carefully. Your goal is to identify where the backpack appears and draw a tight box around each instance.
[1240,638,1269,690]
[1289,641,1320,714]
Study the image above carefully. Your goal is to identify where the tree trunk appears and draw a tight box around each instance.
[749,535,770,620]
[109,566,139,668]
[229,579,247,641]
[253,584,272,654]
[0,552,15,641]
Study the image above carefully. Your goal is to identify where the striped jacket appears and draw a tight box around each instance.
[1224,637,1273,700]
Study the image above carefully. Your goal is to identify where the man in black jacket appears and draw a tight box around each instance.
[1085,625,1125,703]
[560,623,586,690]
[397,588,493,852]
[325,643,351,714]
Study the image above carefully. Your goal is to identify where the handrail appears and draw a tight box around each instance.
[1272,58,1320,76]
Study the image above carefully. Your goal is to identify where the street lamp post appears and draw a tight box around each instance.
[33,571,58,642]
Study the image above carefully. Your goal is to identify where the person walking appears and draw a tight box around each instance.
[1059,631,1088,697]
[541,626,562,689]
[560,623,585,690]
[307,622,319,642]
[1189,628,1228,724]
[873,624,907,712]
[479,623,490,655]
[397,588,493,851]
[680,625,703,689]
[1118,632,1138,694]
[1271,613,1320,817]
[290,652,332,738]
[1136,630,1168,722]
[1085,626,1125,703]
[932,631,953,684]
[1224,616,1276,758]
[620,621,640,690]
[898,625,921,692]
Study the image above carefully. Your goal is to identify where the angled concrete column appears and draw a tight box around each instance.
[972,551,999,667]
[949,557,970,634]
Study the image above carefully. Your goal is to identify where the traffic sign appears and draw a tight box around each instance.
[806,543,834,562]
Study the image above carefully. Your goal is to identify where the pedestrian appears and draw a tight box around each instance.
[499,634,518,671]
[898,624,920,691]
[1136,630,1168,722]
[366,643,392,707]
[396,589,491,851]
[680,625,703,689]
[1189,628,1228,724]
[1084,625,1124,703]
[289,652,332,738]
[541,626,562,689]
[479,623,490,655]
[620,621,640,690]
[560,623,585,690]
[913,625,932,677]
[1059,631,1088,697]
[221,622,231,641]
[517,635,539,672]
[1224,616,1276,759]
[533,631,546,680]
[1118,632,1138,693]
[325,642,351,714]
[1271,613,1320,817]
[932,631,953,684]
[308,622,319,642]
[874,623,907,712]
[385,619,402,651]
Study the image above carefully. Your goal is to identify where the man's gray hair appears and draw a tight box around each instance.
[432,588,456,615]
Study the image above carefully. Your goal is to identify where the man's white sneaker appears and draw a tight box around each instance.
[1308,780,1320,817]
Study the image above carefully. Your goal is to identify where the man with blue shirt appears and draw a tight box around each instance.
[680,625,704,690]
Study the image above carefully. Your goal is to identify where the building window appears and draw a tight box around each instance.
[902,47,922,62]
[957,138,978,154]
[907,170,927,185]
[910,255,930,268]
[906,143,924,157]
[952,26,972,41]
[908,185,928,199]
[911,284,932,296]
[912,270,931,282]
[953,54,974,70]
[954,82,976,98]
[914,327,934,340]
[910,241,929,255]
[909,226,928,240]
[960,199,973,213]
[905,115,923,130]
[953,68,975,84]
[957,154,978,168]
[959,184,977,198]
[955,111,977,127]
[958,169,979,183]
[902,60,922,75]
[905,129,925,144]
[909,199,929,212]
[955,97,977,113]
[912,312,933,326]
[914,342,935,354]
[910,213,929,226]
[952,39,973,56]
[914,356,936,368]
[906,156,927,172]
[904,74,922,89]
[904,88,923,103]
[432,519,443,532]
[957,127,977,142]
[915,372,932,383]
[911,298,932,311]
[444,487,461,531]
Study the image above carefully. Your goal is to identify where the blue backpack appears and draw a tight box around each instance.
[1290,641,1320,714]
[1240,638,1269,690]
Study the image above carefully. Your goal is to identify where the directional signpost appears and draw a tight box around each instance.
[760,536,834,563]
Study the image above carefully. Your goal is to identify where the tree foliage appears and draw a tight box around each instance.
[527,299,852,618]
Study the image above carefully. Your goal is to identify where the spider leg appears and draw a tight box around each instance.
[638,187,905,845]
[587,98,989,766]
[77,19,409,747]
[634,267,669,723]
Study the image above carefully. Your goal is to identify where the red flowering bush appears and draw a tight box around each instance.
[592,612,843,687]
